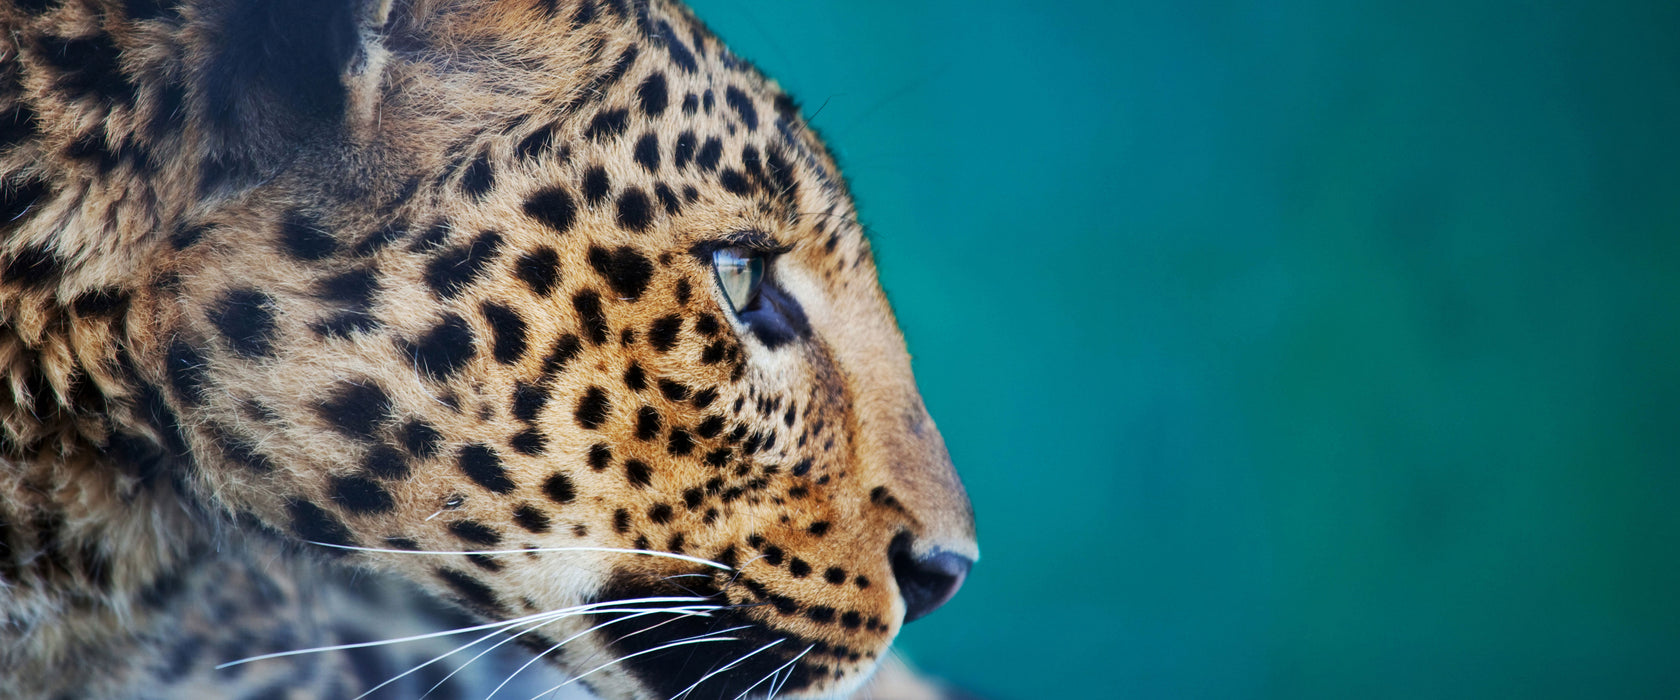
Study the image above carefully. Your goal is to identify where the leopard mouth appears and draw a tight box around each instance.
[579,574,871,700]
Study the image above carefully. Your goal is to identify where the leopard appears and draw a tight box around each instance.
[0,0,979,698]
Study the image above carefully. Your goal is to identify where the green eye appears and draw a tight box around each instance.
[711,247,764,314]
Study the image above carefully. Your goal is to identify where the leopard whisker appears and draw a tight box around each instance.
[484,609,721,700]
[303,541,733,571]
[214,597,710,669]
[734,644,814,700]
[375,606,722,700]
[522,630,750,700]
[667,638,785,700]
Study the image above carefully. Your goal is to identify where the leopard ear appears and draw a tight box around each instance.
[192,0,393,189]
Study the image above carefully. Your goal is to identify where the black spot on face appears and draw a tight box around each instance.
[165,339,209,405]
[575,387,611,429]
[696,137,723,172]
[425,230,504,299]
[515,247,561,296]
[789,558,811,577]
[573,290,610,345]
[170,222,209,250]
[525,186,577,234]
[657,379,690,402]
[437,568,502,612]
[69,287,129,319]
[332,475,396,514]
[544,334,584,375]
[543,472,576,504]
[725,86,758,132]
[654,182,682,216]
[655,20,698,72]
[401,420,442,458]
[666,428,693,456]
[695,313,721,337]
[635,406,661,441]
[825,567,846,585]
[517,122,559,160]
[587,246,656,301]
[512,381,551,423]
[616,187,654,231]
[318,381,392,442]
[410,219,454,252]
[623,362,648,391]
[804,606,836,625]
[288,500,356,548]
[33,33,134,105]
[0,103,41,152]
[318,268,379,310]
[612,509,631,534]
[673,130,697,169]
[585,108,630,141]
[364,444,412,479]
[637,73,668,117]
[513,504,552,533]
[696,416,725,439]
[510,429,548,455]
[633,132,661,172]
[647,315,682,352]
[681,93,699,115]
[447,519,503,546]
[583,166,612,205]
[210,289,278,358]
[280,211,337,260]
[624,459,652,488]
[460,150,494,200]
[648,503,673,525]
[719,168,752,196]
[481,302,529,365]
[587,444,612,470]
[402,314,478,380]
[457,444,516,494]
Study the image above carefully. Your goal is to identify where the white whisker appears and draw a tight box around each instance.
[373,606,722,700]
[523,634,742,700]
[485,608,718,700]
[214,597,709,669]
[305,541,732,570]
[669,639,784,700]
[736,644,814,700]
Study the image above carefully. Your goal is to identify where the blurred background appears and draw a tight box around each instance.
[688,1,1680,698]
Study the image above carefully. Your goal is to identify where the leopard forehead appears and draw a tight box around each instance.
[0,1,974,698]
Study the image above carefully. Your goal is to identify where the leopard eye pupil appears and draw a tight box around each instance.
[712,248,764,314]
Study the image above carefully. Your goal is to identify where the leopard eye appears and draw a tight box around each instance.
[711,247,764,315]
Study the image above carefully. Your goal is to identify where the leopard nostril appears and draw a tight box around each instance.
[888,533,973,623]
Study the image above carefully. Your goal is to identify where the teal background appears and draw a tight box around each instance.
[689,1,1680,698]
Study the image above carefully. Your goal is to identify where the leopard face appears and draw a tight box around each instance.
[0,0,975,697]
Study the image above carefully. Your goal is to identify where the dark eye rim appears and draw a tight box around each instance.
[689,231,810,348]
[687,230,793,259]
[690,231,791,315]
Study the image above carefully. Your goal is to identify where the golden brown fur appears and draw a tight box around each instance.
[0,1,975,697]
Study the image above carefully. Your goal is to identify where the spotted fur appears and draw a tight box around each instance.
[0,1,975,698]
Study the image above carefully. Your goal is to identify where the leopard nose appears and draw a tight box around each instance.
[889,533,973,623]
